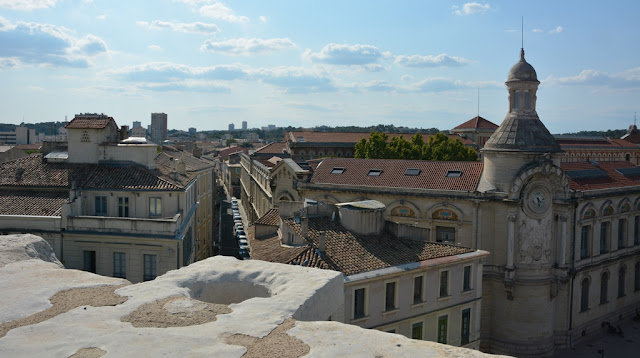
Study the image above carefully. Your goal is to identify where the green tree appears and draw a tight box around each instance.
[355,131,478,161]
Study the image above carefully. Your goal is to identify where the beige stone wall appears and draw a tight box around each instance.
[61,233,179,283]
[344,254,486,348]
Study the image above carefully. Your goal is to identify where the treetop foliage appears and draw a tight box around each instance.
[354,132,478,161]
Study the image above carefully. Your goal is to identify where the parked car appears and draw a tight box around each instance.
[235,229,245,237]
[237,235,247,241]
[238,248,250,259]
[238,238,248,246]
[233,214,241,220]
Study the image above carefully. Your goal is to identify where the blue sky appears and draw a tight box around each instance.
[1,1,639,133]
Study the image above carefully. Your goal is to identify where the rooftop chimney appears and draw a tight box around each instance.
[301,216,308,238]
[318,231,326,253]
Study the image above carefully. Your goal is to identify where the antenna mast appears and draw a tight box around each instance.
[521,17,524,49]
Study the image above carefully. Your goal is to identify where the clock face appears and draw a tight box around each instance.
[530,190,546,209]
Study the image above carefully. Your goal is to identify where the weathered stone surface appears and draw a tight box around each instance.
[0,234,509,358]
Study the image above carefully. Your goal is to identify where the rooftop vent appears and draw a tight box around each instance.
[446,170,462,177]
[368,169,382,176]
[405,168,420,176]
[331,167,345,174]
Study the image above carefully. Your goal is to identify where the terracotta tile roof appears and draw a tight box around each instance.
[0,155,183,190]
[216,146,248,162]
[561,161,640,191]
[254,208,280,226]
[0,189,67,216]
[65,116,116,129]
[281,217,474,276]
[555,137,639,148]
[248,225,308,264]
[255,142,287,154]
[310,158,483,191]
[622,132,640,144]
[452,116,499,130]
[15,144,42,151]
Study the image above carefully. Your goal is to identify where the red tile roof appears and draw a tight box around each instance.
[216,146,248,162]
[0,189,68,216]
[255,142,287,154]
[254,208,280,226]
[280,217,474,276]
[66,116,116,129]
[310,158,483,191]
[561,161,640,191]
[556,137,639,148]
[0,155,183,190]
[452,116,499,130]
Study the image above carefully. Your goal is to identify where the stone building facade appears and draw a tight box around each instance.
[244,49,640,357]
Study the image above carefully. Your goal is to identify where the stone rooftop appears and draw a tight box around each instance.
[0,234,507,358]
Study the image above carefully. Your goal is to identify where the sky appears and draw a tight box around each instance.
[1,1,639,134]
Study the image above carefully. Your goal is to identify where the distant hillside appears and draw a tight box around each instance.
[556,129,627,138]
[0,122,68,135]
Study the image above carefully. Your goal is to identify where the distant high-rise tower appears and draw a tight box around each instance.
[150,113,168,144]
[133,121,142,128]
[228,123,235,131]
[242,121,247,130]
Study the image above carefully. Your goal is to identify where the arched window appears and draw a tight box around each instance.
[600,272,609,304]
[580,278,590,312]
[618,266,626,298]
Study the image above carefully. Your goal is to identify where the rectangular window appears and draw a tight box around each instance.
[436,226,455,244]
[113,252,126,278]
[635,216,639,245]
[149,197,162,216]
[461,308,471,345]
[118,197,129,217]
[95,196,107,216]
[385,282,396,311]
[512,90,520,110]
[83,250,96,273]
[524,91,531,109]
[411,322,423,340]
[580,225,591,259]
[437,315,448,344]
[143,254,157,281]
[439,270,449,297]
[353,288,366,319]
[600,222,609,254]
[463,266,472,291]
[413,276,423,304]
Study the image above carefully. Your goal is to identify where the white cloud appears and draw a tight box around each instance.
[251,66,336,94]
[548,68,640,90]
[0,17,108,68]
[532,28,543,33]
[110,62,249,83]
[137,20,220,35]
[395,53,469,68]
[199,3,249,24]
[549,26,563,34]
[201,37,295,55]
[452,2,490,16]
[259,16,267,23]
[148,45,162,51]
[303,43,389,66]
[0,0,58,10]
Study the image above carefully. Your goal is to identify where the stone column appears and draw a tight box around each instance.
[507,214,516,269]
[559,214,568,266]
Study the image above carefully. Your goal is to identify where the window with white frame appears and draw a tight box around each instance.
[118,197,129,217]
[113,252,126,278]
[95,196,107,216]
[143,254,157,281]
[439,270,449,297]
[149,197,162,216]
[463,265,472,291]
[385,281,396,311]
[413,275,424,304]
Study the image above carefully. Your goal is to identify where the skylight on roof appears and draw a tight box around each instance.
[297,137,306,142]
[565,169,608,180]
[331,167,345,174]
[368,169,382,176]
[446,170,462,177]
[405,168,420,176]
[616,167,640,177]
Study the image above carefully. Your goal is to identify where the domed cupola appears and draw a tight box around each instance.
[483,49,561,153]
[507,48,538,82]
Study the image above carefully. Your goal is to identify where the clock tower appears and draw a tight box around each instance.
[478,49,571,356]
